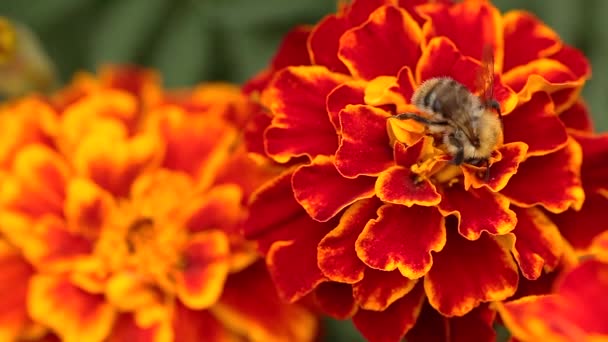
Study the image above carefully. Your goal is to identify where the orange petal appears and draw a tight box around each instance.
[0,241,33,341]
[174,230,230,310]
[356,204,446,279]
[376,166,441,207]
[461,141,527,192]
[28,275,116,342]
[171,303,236,342]
[292,155,376,222]
[109,313,171,342]
[352,283,425,342]
[64,178,114,238]
[353,269,417,311]
[425,228,519,317]
[339,5,422,80]
[182,184,244,234]
[326,81,366,131]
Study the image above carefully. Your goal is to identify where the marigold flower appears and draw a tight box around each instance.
[0,66,317,342]
[243,0,608,341]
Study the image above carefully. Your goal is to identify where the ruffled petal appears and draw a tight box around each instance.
[353,268,417,311]
[438,185,516,240]
[182,184,244,234]
[572,131,608,194]
[352,283,425,342]
[109,313,170,342]
[308,16,350,74]
[501,138,584,213]
[326,81,366,131]
[425,228,519,317]
[559,100,593,132]
[356,204,446,279]
[261,66,349,163]
[171,303,232,342]
[318,197,382,283]
[64,178,114,238]
[376,166,441,207]
[503,92,568,157]
[28,275,116,342]
[292,156,376,222]
[214,262,318,342]
[339,5,422,80]
[0,241,33,342]
[174,230,230,310]
[335,105,394,177]
[511,207,563,280]
[313,282,358,319]
[502,11,561,72]
[461,142,528,192]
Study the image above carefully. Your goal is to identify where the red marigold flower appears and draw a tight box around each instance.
[496,231,608,342]
[243,0,606,341]
[0,66,317,342]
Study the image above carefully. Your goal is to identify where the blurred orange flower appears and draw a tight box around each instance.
[242,0,607,341]
[0,66,317,342]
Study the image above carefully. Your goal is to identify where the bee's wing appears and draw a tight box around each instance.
[476,44,495,106]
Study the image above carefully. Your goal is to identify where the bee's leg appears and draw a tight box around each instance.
[481,159,491,182]
[488,99,501,115]
[447,134,464,165]
[391,113,449,126]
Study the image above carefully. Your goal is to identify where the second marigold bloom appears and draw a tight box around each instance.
[244,0,608,341]
[0,67,317,342]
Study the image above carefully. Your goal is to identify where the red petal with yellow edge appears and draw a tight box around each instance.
[376,166,441,207]
[339,5,422,80]
[356,204,446,279]
[0,242,33,342]
[424,227,519,317]
[511,207,563,280]
[549,193,608,253]
[172,303,235,342]
[313,282,358,319]
[261,66,349,163]
[498,260,608,342]
[503,58,577,95]
[559,100,593,132]
[292,156,376,222]
[395,66,416,102]
[352,283,425,342]
[419,0,503,65]
[271,26,311,70]
[215,261,318,342]
[503,92,568,157]
[461,142,527,192]
[108,313,166,342]
[174,230,230,310]
[550,45,591,80]
[156,108,237,179]
[318,197,382,284]
[439,185,516,240]
[502,11,561,72]
[501,139,584,213]
[28,275,116,342]
[572,131,608,194]
[353,268,417,311]
[326,81,366,131]
[406,303,497,342]
[243,168,302,243]
[183,184,243,234]
[7,144,68,217]
[335,105,393,177]
[244,112,272,156]
[64,178,114,238]
[309,0,389,73]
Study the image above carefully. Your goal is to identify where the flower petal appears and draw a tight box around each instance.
[261,66,349,163]
[326,81,366,131]
[419,0,503,66]
[174,230,230,310]
[502,11,561,72]
[0,241,33,342]
[28,275,116,342]
[339,5,422,80]
[214,262,318,342]
[438,186,516,240]
[559,100,593,132]
[171,303,233,342]
[511,207,563,280]
[292,155,376,222]
[64,178,114,238]
[313,282,358,319]
[182,184,244,234]
[501,138,584,213]
[406,303,497,342]
[353,269,417,311]
[425,228,519,317]
[503,92,568,157]
[318,197,382,283]
[461,142,528,192]
[572,131,608,195]
[549,193,608,253]
[335,105,394,177]
[109,313,170,342]
[352,283,425,342]
[376,166,441,207]
[308,15,350,74]
[356,204,446,279]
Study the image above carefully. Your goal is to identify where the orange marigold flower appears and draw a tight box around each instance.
[242,0,607,341]
[0,66,317,342]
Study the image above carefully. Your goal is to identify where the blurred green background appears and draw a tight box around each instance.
[0,0,605,340]
[0,0,606,131]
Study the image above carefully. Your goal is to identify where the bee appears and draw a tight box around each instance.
[391,47,503,180]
